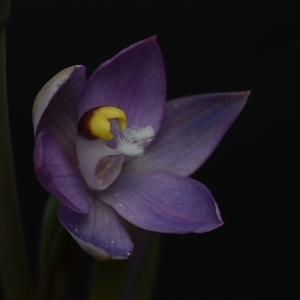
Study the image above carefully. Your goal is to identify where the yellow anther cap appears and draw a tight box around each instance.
[78,106,127,140]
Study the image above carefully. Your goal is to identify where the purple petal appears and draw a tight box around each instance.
[76,134,125,190]
[34,131,92,213]
[101,173,223,233]
[124,92,249,176]
[33,65,86,163]
[58,200,134,260]
[77,36,166,134]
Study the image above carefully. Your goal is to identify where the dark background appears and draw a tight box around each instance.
[3,1,299,299]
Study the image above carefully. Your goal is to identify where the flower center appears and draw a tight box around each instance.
[79,106,155,157]
[77,106,154,190]
[78,106,126,140]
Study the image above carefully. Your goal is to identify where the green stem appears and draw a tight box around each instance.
[39,196,80,300]
[0,1,33,299]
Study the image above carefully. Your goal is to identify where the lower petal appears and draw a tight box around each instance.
[101,173,223,233]
[57,200,134,260]
[34,131,92,213]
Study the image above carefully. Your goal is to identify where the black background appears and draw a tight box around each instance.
[2,1,299,299]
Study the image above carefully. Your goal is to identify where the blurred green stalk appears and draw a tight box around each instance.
[0,1,33,299]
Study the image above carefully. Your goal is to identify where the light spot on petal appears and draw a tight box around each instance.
[97,178,104,185]
[96,156,117,187]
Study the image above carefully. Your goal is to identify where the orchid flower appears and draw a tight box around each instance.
[33,36,249,260]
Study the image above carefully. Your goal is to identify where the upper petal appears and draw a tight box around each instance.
[101,173,223,233]
[34,131,92,213]
[33,65,86,163]
[77,36,166,134]
[58,200,134,260]
[124,92,249,176]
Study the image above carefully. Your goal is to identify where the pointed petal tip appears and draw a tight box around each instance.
[193,218,224,233]
[195,201,224,233]
[232,90,251,112]
[232,90,251,106]
[132,35,158,46]
[144,34,157,43]
[227,90,251,101]
[239,89,251,99]
[194,221,224,234]
[243,90,251,95]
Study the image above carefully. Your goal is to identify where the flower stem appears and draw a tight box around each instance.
[39,196,80,300]
[0,1,33,299]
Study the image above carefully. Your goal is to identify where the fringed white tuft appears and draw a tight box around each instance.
[116,125,155,156]
[123,125,155,143]
[116,136,144,156]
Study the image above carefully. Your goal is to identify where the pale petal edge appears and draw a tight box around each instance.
[33,65,85,135]
[58,201,134,260]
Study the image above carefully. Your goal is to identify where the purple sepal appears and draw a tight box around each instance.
[34,65,86,163]
[34,131,92,213]
[124,92,249,176]
[101,173,223,233]
[58,201,134,260]
[77,37,166,136]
